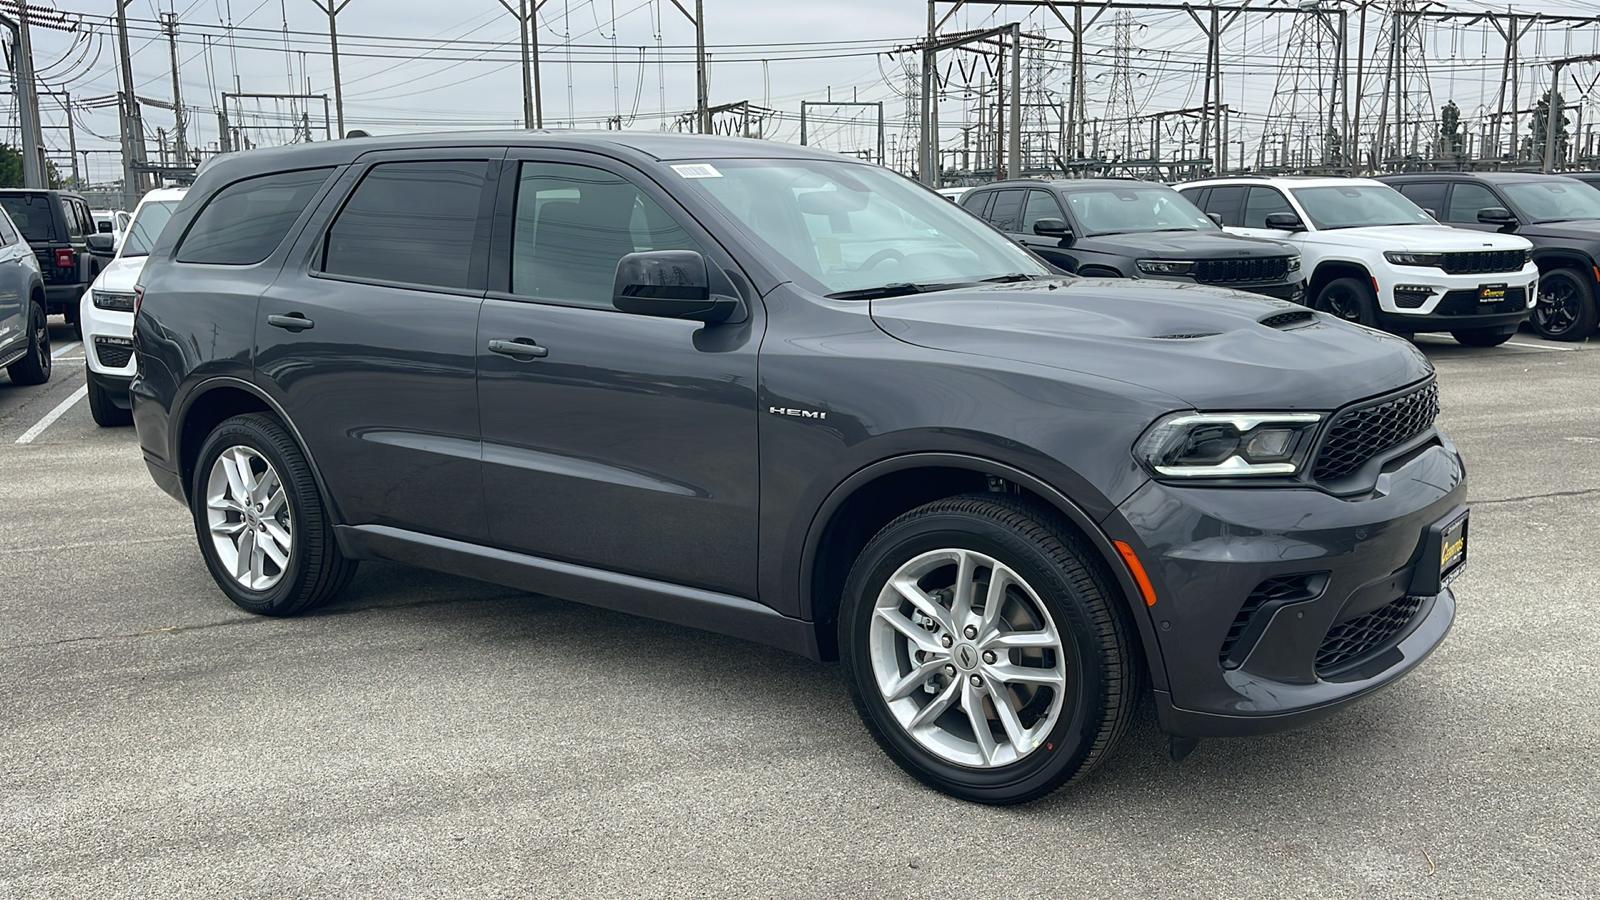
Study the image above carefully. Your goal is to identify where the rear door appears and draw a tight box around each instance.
[0,210,24,353]
[255,150,501,542]
[475,149,762,596]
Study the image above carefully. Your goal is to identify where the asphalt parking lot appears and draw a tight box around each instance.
[2,321,1597,898]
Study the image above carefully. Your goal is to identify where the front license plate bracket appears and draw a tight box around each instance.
[1408,507,1469,596]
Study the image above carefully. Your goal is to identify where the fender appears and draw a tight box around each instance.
[798,451,1168,691]
[171,375,347,527]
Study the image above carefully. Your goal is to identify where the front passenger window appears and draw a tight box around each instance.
[1242,188,1293,228]
[511,162,703,308]
[1446,184,1500,224]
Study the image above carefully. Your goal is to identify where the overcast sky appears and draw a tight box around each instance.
[13,0,1600,186]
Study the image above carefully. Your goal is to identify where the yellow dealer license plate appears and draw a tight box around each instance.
[1440,513,1468,585]
[1479,284,1507,303]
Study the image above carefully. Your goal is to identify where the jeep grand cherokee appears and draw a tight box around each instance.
[131,134,1465,804]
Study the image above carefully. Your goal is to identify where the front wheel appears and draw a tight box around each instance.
[839,494,1138,805]
[1451,328,1516,347]
[6,301,50,385]
[1530,268,1598,341]
[1316,276,1379,327]
[191,413,357,616]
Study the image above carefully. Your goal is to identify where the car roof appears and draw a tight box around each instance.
[1179,176,1386,189]
[139,187,189,203]
[1378,171,1580,184]
[969,178,1169,192]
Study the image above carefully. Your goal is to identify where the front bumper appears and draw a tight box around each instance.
[1375,262,1538,332]
[1108,435,1465,737]
[87,368,133,410]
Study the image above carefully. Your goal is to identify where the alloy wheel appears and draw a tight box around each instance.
[205,446,292,591]
[868,547,1068,768]
[1324,287,1363,322]
[1534,277,1579,334]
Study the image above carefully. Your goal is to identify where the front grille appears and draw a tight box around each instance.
[1194,256,1290,284]
[94,336,134,369]
[1220,574,1320,667]
[1312,381,1439,481]
[1316,594,1427,675]
[1439,250,1524,275]
[1436,288,1527,315]
[1259,309,1315,329]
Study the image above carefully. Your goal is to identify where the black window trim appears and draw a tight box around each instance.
[174,165,343,268]
[306,153,502,297]
[484,147,748,313]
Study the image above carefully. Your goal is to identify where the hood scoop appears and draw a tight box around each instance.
[1151,331,1222,340]
[1259,309,1317,329]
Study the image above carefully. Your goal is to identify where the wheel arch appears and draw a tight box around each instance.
[1530,248,1597,278]
[1307,259,1371,302]
[800,452,1163,688]
[173,377,345,525]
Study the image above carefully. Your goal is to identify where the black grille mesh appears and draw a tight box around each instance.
[94,337,133,369]
[1312,381,1439,481]
[1259,309,1315,329]
[1194,256,1290,284]
[1220,574,1318,666]
[1436,288,1527,315]
[1316,595,1426,675]
[1439,250,1524,275]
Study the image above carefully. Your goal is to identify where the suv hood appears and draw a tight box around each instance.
[1079,230,1293,259]
[1516,219,1600,244]
[89,255,149,294]
[870,279,1432,410]
[1301,224,1530,252]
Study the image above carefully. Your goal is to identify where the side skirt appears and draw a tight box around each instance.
[336,524,821,659]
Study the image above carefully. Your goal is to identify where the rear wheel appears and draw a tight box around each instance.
[191,413,357,616]
[1530,268,1598,341]
[840,494,1138,805]
[86,364,132,426]
[1316,277,1379,327]
[6,301,51,385]
[1451,328,1516,348]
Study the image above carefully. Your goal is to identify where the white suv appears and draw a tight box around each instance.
[1178,176,1537,347]
[81,187,186,426]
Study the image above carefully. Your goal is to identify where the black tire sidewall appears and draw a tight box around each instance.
[840,506,1114,803]
[1318,277,1378,327]
[190,415,319,616]
[1532,269,1597,340]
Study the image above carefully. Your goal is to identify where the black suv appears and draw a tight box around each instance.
[0,189,104,331]
[961,179,1303,301]
[1379,172,1600,340]
[132,134,1464,804]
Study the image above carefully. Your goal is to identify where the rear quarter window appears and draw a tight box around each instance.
[176,168,335,265]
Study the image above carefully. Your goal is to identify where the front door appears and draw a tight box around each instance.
[0,211,26,352]
[477,151,762,597]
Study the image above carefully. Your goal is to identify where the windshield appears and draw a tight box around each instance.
[670,158,1050,296]
[1501,180,1600,222]
[1062,187,1216,234]
[0,194,55,242]
[120,199,181,257]
[1290,184,1435,230]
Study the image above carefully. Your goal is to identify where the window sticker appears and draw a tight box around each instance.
[672,163,723,179]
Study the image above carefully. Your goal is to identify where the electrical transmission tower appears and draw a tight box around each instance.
[1257,0,1345,171]
[1362,0,1436,166]
[1101,9,1138,162]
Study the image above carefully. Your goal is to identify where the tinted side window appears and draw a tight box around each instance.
[1021,191,1066,232]
[1396,181,1447,217]
[0,210,14,246]
[987,190,1026,232]
[511,161,704,308]
[1197,185,1246,226]
[1242,187,1294,228]
[960,190,992,217]
[61,199,82,238]
[1446,183,1500,224]
[322,160,488,290]
[177,168,334,265]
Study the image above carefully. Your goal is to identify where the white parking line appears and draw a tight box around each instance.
[1504,340,1572,353]
[50,340,81,359]
[15,385,87,444]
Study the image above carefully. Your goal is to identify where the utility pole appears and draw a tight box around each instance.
[311,0,353,137]
[1,6,45,188]
[1008,22,1021,179]
[495,0,543,128]
[694,0,709,133]
[920,0,935,183]
[1544,55,1600,173]
[160,12,188,167]
[116,0,148,208]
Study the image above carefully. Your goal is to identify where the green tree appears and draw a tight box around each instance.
[0,144,64,188]
[1439,101,1463,157]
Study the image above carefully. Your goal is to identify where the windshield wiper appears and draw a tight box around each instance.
[978,273,1040,283]
[827,282,949,300]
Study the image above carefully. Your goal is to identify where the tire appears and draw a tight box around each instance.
[839,494,1139,805]
[86,365,132,426]
[191,413,357,616]
[62,300,81,339]
[1451,328,1516,348]
[1315,276,1379,327]
[1530,268,1598,341]
[6,301,51,385]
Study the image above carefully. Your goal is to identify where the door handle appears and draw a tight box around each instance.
[488,338,549,359]
[267,313,314,332]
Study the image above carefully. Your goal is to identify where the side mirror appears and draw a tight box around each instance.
[1477,206,1518,228]
[86,233,116,255]
[1032,217,1071,238]
[1206,212,1224,227]
[1264,211,1305,232]
[613,250,741,324]
[97,221,114,234]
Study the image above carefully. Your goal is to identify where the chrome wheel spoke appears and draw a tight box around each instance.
[987,682,1030,751]
[948,550,979,628]
[962,679,998,765]
[985,660,1066,689]
[233,528,256,581]
[260,524,291,568]
[885,657,948,702]
[977,563,1018,639]
[908,679,960,731]
[875,607,945,656]
[210,518,246,539]
[983,629,1057,650]
[206,445,292,592]
[889,574,953,633]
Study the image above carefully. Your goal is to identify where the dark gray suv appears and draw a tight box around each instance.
[132,133,1465,804]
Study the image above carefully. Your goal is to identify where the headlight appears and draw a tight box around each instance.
[1135,259,1194,276]
[1285,255,1302,274]
[92,290,136,311]
[1383,251,1444,267]
[1134,412,1324,478]
[1523,249,1534,265]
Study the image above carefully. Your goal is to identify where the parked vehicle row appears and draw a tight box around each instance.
[0,189,109,336]
[0,204,50,387]
[132,132,1465,805]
